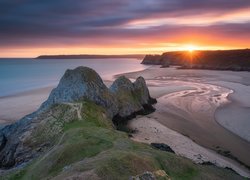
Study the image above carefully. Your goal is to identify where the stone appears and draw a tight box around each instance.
[151,143,175,154]
[0,66,156,169]
[130,171,156,180]
[40,66,118,118]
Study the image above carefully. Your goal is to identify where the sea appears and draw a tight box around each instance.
[0,58,147,97]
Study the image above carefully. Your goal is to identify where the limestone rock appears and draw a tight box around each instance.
[0,104,77,168]
[151,143,175,154]
[133,76,157,105]
[130,171,156,180]
[40,66,118,118]
[110,76,142,117]
[0,132,6,152]
[110,76,156,125]
[0,66,156,169]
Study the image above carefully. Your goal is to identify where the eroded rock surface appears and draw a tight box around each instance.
[0,66,156,169]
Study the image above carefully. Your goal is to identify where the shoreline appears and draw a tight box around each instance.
[0,80,113,125]
[121,67,250,174]
[0,66,250,177]
[0,86,54,126]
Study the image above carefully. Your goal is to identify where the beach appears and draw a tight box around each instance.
[123,66,250,176]
[0,66,250,177]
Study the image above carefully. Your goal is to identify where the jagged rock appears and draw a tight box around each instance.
[0,66,156,169]
[130,171,156,180]
[0,132,6,152]
[110,76,156,126]
[40,66,118,118]
[110,76,142,117]
[151,143,175,154]
[130,170,171,180]
[0,103,79,168]
[133,76,157,105]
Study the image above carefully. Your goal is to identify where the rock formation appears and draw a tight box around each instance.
[110,76,156,126]
[0,66,156,169]
[40,67,118,118]
[151,143,175,154]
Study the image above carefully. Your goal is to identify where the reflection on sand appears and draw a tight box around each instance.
[124,66,250,177]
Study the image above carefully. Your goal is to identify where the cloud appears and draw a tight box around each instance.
[0,0,250,48]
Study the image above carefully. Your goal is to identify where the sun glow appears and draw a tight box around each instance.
[186,45,198,52]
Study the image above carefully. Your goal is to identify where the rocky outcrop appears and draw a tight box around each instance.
[40,66,118,118]
[0,132,6,152]
[151,143,175,154]
[130,171,156,180]
[130,170,171,180]
[0,66,156,169]
[110,76,156,118]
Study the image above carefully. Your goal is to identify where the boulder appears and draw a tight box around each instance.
[130,171,156,180]
[151,143,175,154]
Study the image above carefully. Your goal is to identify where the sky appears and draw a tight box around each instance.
[0,0,250,57]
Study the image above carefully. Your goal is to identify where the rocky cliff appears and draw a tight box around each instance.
[0,66,156,169]
[142,49,250,71]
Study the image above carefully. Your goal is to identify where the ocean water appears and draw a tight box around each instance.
[0,58,147,97]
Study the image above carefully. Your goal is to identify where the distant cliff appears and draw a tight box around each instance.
[36,54,145,59]
[142,49,250,71]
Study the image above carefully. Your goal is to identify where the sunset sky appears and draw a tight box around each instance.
[1,0,250,57]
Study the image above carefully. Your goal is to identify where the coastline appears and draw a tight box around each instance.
[0,80,113,126]
[0,66,250,177]
[0,86,54,126]
[121,66,250,175]
[210,81,250,142]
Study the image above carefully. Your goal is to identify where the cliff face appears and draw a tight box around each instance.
[141,49,250,71]
[40,67,119,118]
[0,66,156,169]
[141,55,162,65]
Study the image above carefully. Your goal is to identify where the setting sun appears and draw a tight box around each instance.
[186,45,198,52]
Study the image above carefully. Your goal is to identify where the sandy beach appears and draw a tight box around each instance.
[0,87,54,126]
[0,66,250,177]
[123,66,250,177]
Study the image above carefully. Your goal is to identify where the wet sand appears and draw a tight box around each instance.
[0,86,54,126]
[0,81,113,126]
[122,66,250,174]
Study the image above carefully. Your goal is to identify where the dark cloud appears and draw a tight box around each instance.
[0,0,250,47]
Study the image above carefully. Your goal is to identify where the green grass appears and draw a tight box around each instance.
[2,101,245,180]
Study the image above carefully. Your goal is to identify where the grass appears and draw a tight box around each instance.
[2,101,245,180]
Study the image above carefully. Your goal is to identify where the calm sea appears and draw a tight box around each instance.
[0,58,147,97]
